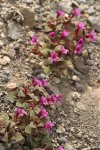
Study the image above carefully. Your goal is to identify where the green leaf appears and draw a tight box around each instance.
[13,132,25,143]
[43,135,50,144]
[5,91,16,103]
[66,60,74,70]
[45,26,52,32]
[30,122,36,129]
[54,45,62,52]
[16,101,24,108]
[1,112,9,121]
[16,81,24,88]
[41,48,50,56]
[43,65,51,74]
[25,125,32,135]
[17,90,25,97]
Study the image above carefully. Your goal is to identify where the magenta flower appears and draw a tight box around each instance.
[49,31,56,39]
[77,22,86,31]
[49,94,57,105]
[74,44,83,54]
[44,121,55,133]
[49,52,59,63]
[78,38,85,46]
[72,8,81,17]
[32,77,42,87]
[39,108,49,118]
[56,94,63,102]
[61,29,69,38]
[16,107,26,117]
[41,79,48,87]
[57,10,65,18]
[39,96,48,106]
[30,35,38,45]
[88,31,96,42]
[57,146,64,150]
[60,46,69,54]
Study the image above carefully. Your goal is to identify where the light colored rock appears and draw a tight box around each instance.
[53,77,61,84]
[72,92,81,100]
[64,143,75,150]
[58,0,72,13]
[56,126,65,134]
[6,82,17,90]
[76,102,86,111]
[21,5,35,28]
[3,56,11,64]
[72,75,80,82]
[7,21,22,40]
[88,16,100,32]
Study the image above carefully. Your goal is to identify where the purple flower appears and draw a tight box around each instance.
[57,10,65,18]
[72,8,81,17]
[57,146,64,150]
[78,38,85,46]
[77,22,86,31]
[44,121,55,133]
[41,79,48,87]
[49,94,57,105]
[74,44,83,54]
[32,77,42,87]
[56,94,63,102]
[61,29,69,38]
[39,108,49,118]
[49,31,56,39]
[60,46,69,54]
[39,96,48,106]
[30,35,38,45]
[49,52,59,63]
[16,107,26,117]
[88,31,96,42]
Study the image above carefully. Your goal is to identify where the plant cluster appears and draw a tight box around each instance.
[1,77,63,149]
[30,8,96,73]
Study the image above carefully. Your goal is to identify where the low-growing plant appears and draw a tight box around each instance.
[1,77,63,149]
[30,8,96,74]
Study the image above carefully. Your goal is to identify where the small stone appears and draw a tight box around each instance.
[53,77,61,84]
[56,126,65,134]
[86,59,93,66]
[76,102,86,111]
[37,73,47,79]
[25,0,33,4]
[58,0,72,13]
[88,6,95,15]
[75,82,85,92]
[72,76,80,82]
[64,143,75,150]
[56,118,62,124]
[7,82,17,90]
[21,5,35,28]
[88,16,100,32]
[1,75,9,82]
[3,56,11,64]
[59,137,67,144]
[7,21,22,40]
[49,85,60,95]
[72,92,81,100]
[76,131,83,138]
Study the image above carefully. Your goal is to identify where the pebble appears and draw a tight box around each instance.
[88,6,95,15]
[75,82,85,92]
[53,77,61,84]
[88,16,100,32]
[25,0,33,4]
[72,75,80,82]
[72,92,81,100]
[64,143,75,150]
[6,82,17,90]
[56,126,65,134]
[76,102,86,111]
[49,85,60,95]
[59,137,67,144]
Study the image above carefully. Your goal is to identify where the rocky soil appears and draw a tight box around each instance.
[0,0,100,150]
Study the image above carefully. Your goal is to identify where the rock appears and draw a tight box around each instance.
[3,56,11,64]
[1,75,9,82]
[64,143,75,150]
[59,137,67,144]
[56,118,62,124]
[76,0,86,3]
[74,57,88,74]
[85,59,93,66]
[7,21,22,40]
[72,92,81,100]
[56,126,65,134]
[88,6,95,15]
[21,5,35,28]
[53,77,61,84]
[72,76,80,82]
[75,82,85,92]
[0,144,5,150]
[25,0,33,4]
[49,85,60,95]
[76,102,86,111]
[58,0,72,13]
[88,16,100,32]
[6,82,17,90]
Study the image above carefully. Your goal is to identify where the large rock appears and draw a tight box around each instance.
[58,0,72,13]
[7,21,22,40]
[21,5,35,28]
[88,16,100,32]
